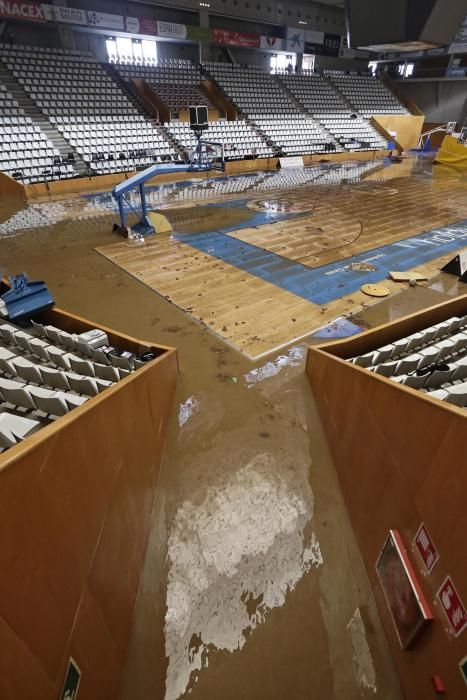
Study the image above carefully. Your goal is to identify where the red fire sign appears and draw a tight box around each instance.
[414,523,439,574]
[437,576,467,638]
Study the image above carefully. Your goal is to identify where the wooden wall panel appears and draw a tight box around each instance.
[380,73,424,117]
[373,115,425,151]
[306,294,467,699]
[422,123,448,148]
[25,151,391,199]
[0,171,26,199]
[202,79,237,120]
[0,305,178,700]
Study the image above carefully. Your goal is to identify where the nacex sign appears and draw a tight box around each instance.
[0,0,45,20]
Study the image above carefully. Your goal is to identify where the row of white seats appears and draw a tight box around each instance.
[326,71,409,118]
[0,376,90,414]
[1,78,76,183]
[168,120,274,159]
[350,315,467,408]
[352,317,467,368]
[0,411,42,449]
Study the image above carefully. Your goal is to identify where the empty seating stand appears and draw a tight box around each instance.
[203,62,340,156]
[0,44,179,175]
[168,120,274,160]
[0,43,411,183]
[0,78,75,184]
[325,70,410,118]
[0,318,156,452]
[276,71,387,152]
[350,315,467,409]
[116,58,215,118]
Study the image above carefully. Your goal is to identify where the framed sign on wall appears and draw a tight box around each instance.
[376,530,433,649]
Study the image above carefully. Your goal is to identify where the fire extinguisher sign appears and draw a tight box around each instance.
[437,576,467,638]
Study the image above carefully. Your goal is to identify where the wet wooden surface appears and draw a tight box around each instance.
[97,168,467,359]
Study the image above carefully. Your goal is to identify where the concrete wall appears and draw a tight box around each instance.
[0,0,369,72]
[396,79,467,125]
[315,55,369,72]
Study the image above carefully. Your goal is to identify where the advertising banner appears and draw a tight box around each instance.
[156,20,187,40]
[285,27,305,53]
[260,35,284,51]
[306,29,324,45]
[42,4,87,25]
[186,25,212,42]
[213,28,260,49]
[86,10,124,30]
[125,16,158,36]
[0,1,44,22]
[305,32,340,57]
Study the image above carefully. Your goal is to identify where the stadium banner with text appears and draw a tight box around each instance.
[260,35,284,50]
[212,28,260,48]
[125,16,158,36]
[305,32,340,56]
[42,4,86,25]
[86,10,124,30]
[156,20,187,39]
[0,1,45,21]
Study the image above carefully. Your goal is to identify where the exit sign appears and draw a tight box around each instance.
[60,658,81,700]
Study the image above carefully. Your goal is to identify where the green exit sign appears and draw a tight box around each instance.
[460,654,467,687]
[60,658,81,700]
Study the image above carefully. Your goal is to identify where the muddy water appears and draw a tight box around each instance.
[2,162,463,700]
[163,205,255,233]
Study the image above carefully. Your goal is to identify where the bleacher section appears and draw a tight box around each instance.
[349,315,467,408]
[0,44,414,184]
[0,79,76,184]
[168,120,274,160]
[277,71,387,152]
[252,116,336,155]
[203,62,342,155]
[325,71,410,117]
[0,317,150,451]
[56,116,179,173]
[0,45,179,174]
[116,58,215,117]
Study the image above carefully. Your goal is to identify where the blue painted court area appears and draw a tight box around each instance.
[177,219,467,306]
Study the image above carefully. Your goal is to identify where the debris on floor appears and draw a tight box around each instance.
[361,284,390,298]
[389,270,428,282]
[312,316,363,339]
[350,262,377,272]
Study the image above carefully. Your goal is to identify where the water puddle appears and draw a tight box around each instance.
[165,452,322,700]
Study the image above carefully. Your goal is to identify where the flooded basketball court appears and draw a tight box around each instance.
[1,157,466,699]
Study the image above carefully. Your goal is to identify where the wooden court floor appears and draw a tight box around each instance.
[97,164,467,359]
